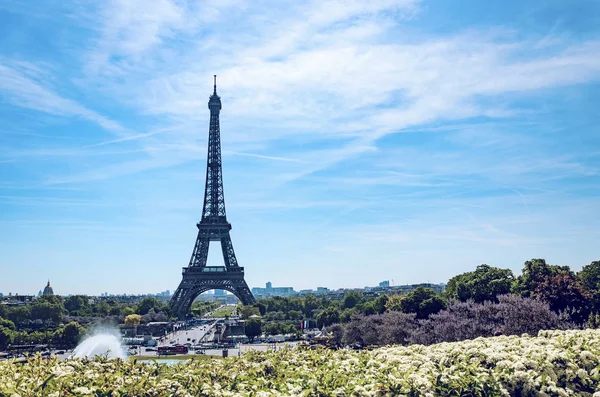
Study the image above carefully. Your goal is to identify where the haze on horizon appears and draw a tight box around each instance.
[1,0,599,296]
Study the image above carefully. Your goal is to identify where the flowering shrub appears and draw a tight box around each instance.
[3,329,600,396]
[343,311,418,346]
[409,294,573,345]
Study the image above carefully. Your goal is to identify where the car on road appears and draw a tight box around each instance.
[145,347,156,352]
[56,350,65,355]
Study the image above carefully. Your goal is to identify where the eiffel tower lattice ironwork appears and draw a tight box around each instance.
[170,76,255,319]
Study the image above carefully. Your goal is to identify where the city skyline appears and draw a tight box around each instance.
[1,0,600,295]
[0,279,441,298]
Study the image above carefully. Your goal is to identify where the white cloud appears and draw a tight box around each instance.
[0,62,127,135]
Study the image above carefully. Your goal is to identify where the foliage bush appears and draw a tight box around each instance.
[409,294,572,346]
[343,311,418,346]
[445,264,514,303]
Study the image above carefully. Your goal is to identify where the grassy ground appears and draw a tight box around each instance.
[208,305,236,318]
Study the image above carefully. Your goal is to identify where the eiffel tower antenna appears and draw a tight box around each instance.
[170,77,255,319]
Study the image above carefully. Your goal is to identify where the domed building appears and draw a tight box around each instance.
[42,280,54,296]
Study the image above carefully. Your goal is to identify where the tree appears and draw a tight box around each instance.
[316,307,340,328]
[64,295,89,314]
[244,318,262,342]
[533,272,591,323]
[136,297,163,315]
[496,294,572,336]
[385,295,403,312]
[37,295,63,306]
[445,264,514,303]
[343,291,363,309]
[61,322,86,348]
[0,304,7,319]
[373,294,388,314]
[30,301,64,324]
[302,295,319,317]
[324,324,345,347]
[95,301,110,317]
[512,258,572,297]
[0,317,15,331]
[153,311,168,322]
[254,302,266,316]
[264,322,285,336]
[0,327,13,350]
[287,310,303,321]
[124,314,142,326]
[578,261,600,292]
[121,306,136,316]
[7,306,31,326]
[391,287,447,319]
[343,312,417,347]
[361,302,376,316]
[238,305,260,319]
[340,308,357,323]
[378,311,419,345]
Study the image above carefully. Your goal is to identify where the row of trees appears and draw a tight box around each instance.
[444,259,600,323]
[314,258,600,329]
[325,294,572,348]
[0,295,173,330]
[0,319,86,350]
[237,258,599,344]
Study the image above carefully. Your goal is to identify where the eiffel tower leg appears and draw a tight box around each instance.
[221,234,255,305]
[170,282,199,320]
[171,233,210,318]
[221,234,238,268]
[190,231,210,267]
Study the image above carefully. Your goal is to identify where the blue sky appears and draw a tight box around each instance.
[1,0,599,296]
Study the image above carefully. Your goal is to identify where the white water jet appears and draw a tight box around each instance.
[72,333,126,359]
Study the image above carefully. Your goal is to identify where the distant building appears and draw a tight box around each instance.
[0,294,34,306]
[252,282,296,298]
[379,280,390,288]
[42,280,54,296]
[316,287,330,294]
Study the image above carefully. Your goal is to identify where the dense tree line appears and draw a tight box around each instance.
[0,296,172,329]
[325,294,572,348]
[0,320,86,350]
[2,258,599,349]
[240,258,600,344]
[0,295,173,350]
[445,259,599,324]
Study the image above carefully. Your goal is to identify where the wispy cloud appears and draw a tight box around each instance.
[0,61,127,135]
[1,0,600,293]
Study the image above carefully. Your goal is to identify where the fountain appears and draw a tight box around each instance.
[71,333,126,359]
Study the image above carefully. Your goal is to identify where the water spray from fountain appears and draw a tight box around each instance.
[71,328,126,359]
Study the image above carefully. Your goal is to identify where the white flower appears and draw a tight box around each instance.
[73,387,94,395]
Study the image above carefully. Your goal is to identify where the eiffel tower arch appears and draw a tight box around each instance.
[171,76,255,319]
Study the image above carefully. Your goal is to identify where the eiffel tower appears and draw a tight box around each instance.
[170,76,255,319]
